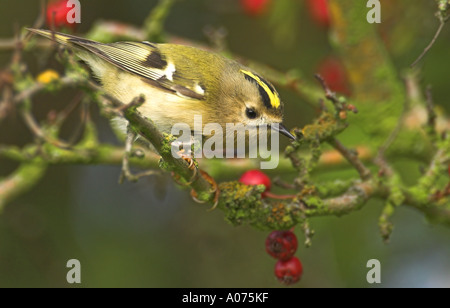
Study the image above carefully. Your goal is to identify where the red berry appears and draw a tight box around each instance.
[239,170,271,197]
[46,0,77,30]
[274,257,303,285]
[306,0,330,28]
[317,57,351,96]
[265,230,298,261]
[240,0,271,16]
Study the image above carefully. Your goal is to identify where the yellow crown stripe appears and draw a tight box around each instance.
[240,69,280,109]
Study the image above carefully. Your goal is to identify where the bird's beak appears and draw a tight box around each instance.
[273,123,296,140]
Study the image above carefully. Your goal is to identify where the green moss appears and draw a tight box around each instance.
[408,187,431,206]
[301,113,346,142]
[303,196,324,212]
[158,157,172,172]
[217,182,304,230]
[316,179,356,198]
[160,133,177,157]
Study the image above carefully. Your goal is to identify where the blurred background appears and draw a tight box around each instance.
[0,0,449,287]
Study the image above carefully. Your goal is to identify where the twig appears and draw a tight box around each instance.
[66,99,90,146]
[315,74,338,104]
[22,0,47,44]
[119,154,134,182]
[0,0,45,125]
[0,70,14,121]
[0,38,51,50]
[374,154,394,178]
[114,95,145,112]
[315,74,358,117]
[12,76,80,104]
[118,128,154,183]
[300,219,314,248]
[264,191,297,200]
[7,0,45,70]
[273,177,296,190]
[411,20,445,67]
[328,138,372,180]
[379,202,394,243]
[11,24,23,66]
[54,91,84,126]
[420,147,448,190]
[20,108,46,139]
[20,104,71,149]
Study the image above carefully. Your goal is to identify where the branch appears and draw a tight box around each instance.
[307,180,377,216]
[0,162,47,212]
[408,143,450,201]
[328,138,372,181]
[411,0,448,69]
[410,20,445,67]
[12,76,79,105]
[218,178,381,230]
[120,97,216,202]
[0,143,160,169]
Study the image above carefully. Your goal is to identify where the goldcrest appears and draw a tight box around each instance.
[27,29,295,145]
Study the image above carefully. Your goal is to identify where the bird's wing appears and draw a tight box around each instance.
[27,29,206,100]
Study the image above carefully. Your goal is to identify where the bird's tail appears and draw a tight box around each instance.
[26,28,97,49]
[26,28,112,83]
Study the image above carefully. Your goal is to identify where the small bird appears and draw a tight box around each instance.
[27,29,295,148]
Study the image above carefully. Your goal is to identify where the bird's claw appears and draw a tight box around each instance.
[190,170,220,211]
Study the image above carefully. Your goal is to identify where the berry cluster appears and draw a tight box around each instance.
[266,230,303,285]
[238,170,303,285]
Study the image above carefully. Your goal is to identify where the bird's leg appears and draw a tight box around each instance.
[175,136,198,171]
[119,127,136,183]
[171,151,198,185]
[175,149,196,170]
[119,126,159,183]
[190,170,220,211]
[171,136,199,185]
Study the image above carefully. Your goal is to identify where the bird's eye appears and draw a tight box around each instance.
[246,107,257,119]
